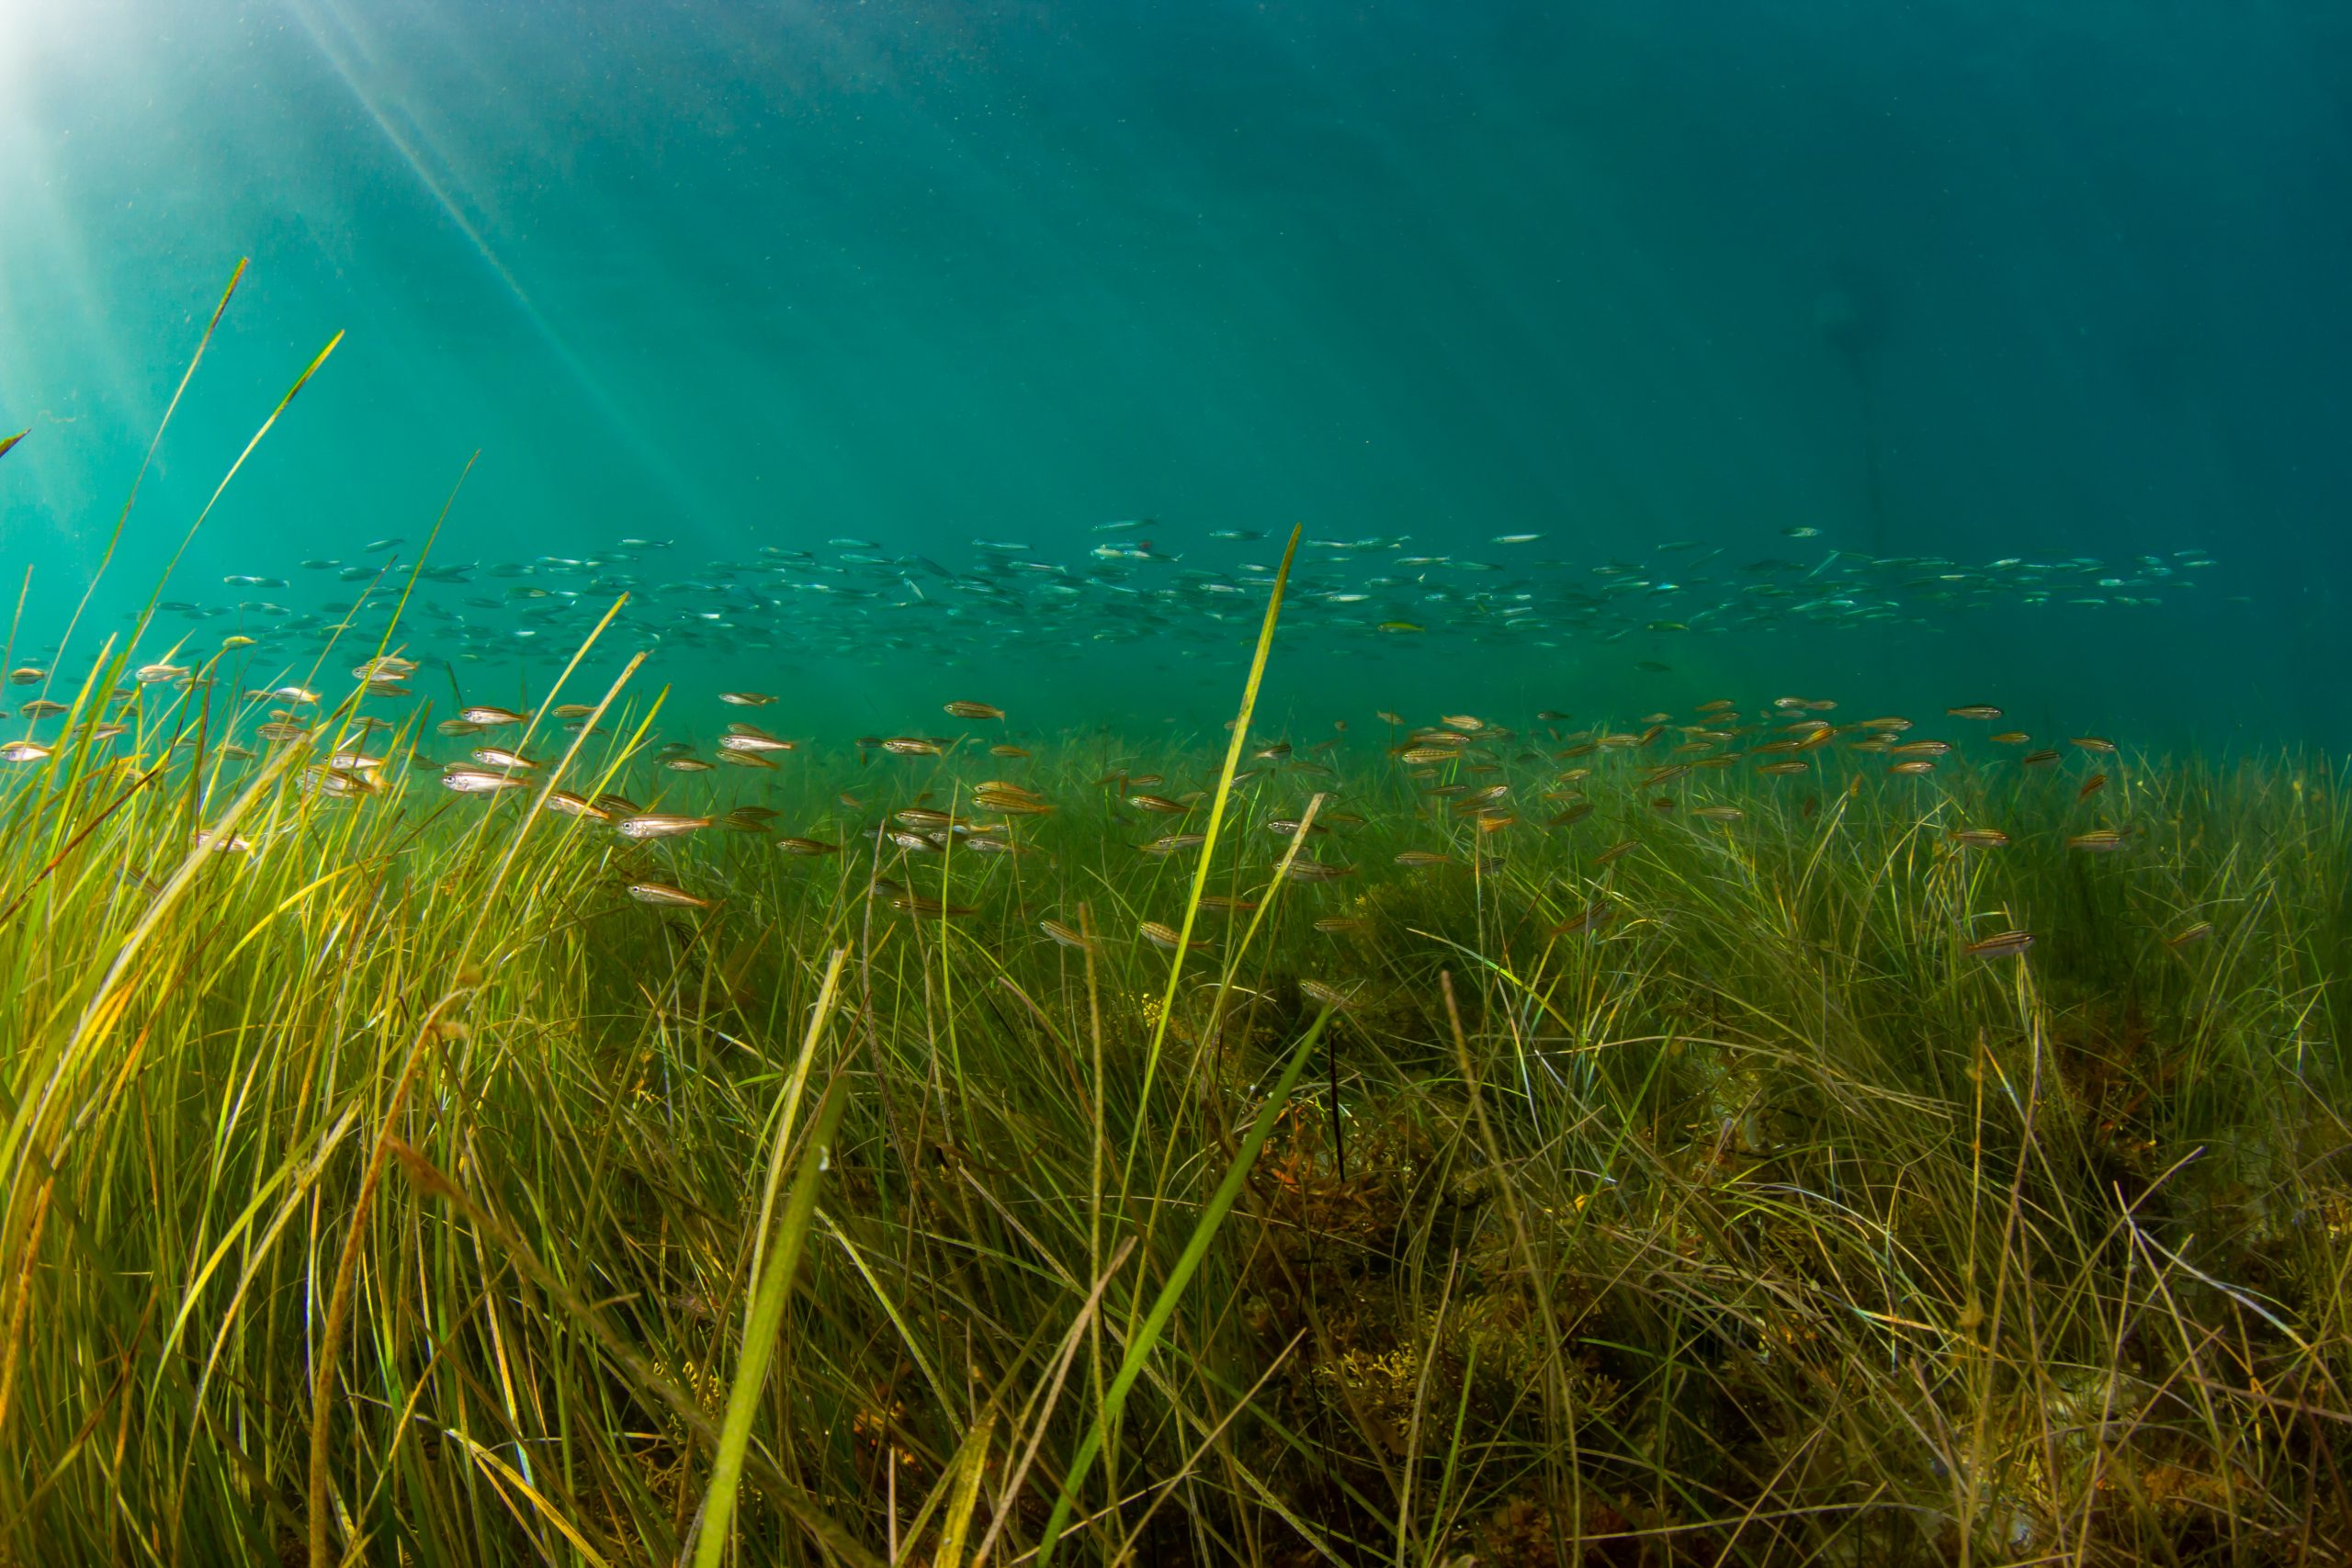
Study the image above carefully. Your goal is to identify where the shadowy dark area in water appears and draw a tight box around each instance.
[1,0,2347,742]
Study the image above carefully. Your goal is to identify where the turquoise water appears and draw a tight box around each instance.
[1,2,2346,742]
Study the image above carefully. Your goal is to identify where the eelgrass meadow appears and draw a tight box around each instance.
[2,299,2351,1568]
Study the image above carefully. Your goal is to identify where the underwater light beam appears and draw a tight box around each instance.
[0,11,177,534]
[285,0,707,531]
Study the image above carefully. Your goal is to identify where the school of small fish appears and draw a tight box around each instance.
[0,628,2215,971]
[42,523,2221,671]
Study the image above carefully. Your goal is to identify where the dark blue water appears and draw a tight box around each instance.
[2,2,2346,743]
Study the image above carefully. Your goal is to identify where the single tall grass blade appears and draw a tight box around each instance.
[1128,522,1303,1169]
[690,1077,850,1568]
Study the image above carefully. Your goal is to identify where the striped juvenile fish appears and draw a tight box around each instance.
[617,813,714,840]
[1551,899,1614,937]
[718,730,796,753]
[963,834,1032,856]
[776,837,841,856]
[300,765,377,798]
[973,782,1054,815]
[1963,930,2035,958]
[1040,919,1097,952]
[888,892,976,917]
[628,882,714,908]
[1297,977,1361,1011]
[441,765,527,794]
[1140,834,1206,856]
